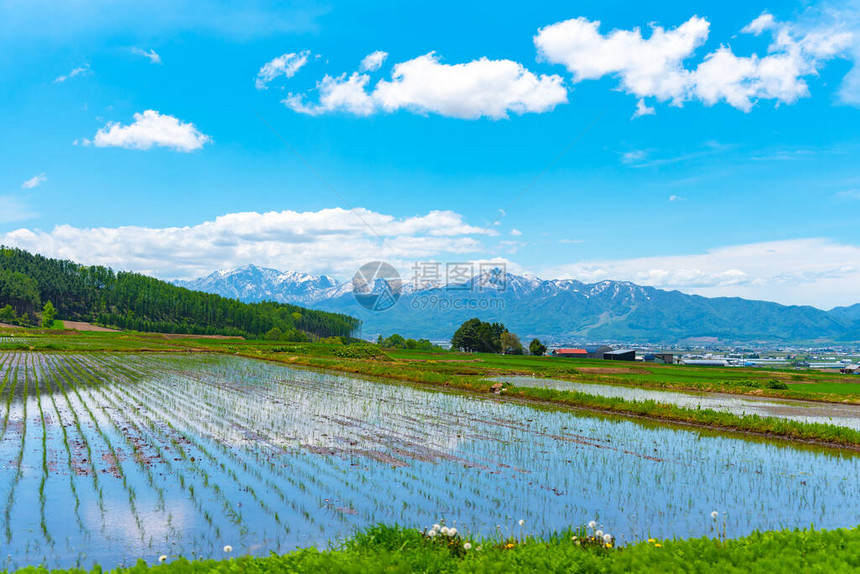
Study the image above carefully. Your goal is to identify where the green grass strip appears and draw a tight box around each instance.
[6,524,860,573]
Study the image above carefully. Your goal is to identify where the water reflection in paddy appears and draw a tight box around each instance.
[492,375,860,430]
[0,353,857,570]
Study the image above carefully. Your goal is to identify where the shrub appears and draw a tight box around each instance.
[736,379,762,388]
[333,345,388,360]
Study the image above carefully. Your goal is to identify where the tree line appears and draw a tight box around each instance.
[451,317,545,355]
[0,247,360,338]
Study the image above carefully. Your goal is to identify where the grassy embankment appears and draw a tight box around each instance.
[2,329,860,448]
[9,524,860,573]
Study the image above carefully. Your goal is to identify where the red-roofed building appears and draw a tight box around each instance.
[552,348,588,358]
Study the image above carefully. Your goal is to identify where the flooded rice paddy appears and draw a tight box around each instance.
[0,352,858,569]
[493,375,860,430]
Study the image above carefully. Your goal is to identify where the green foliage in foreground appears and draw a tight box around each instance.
[10,525,860,573]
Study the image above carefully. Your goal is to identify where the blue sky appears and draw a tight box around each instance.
[1,0,860,308]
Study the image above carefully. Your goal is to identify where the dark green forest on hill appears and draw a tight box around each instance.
[0,247,360,338]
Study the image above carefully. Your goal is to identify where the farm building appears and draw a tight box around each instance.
[644,353,675,364]
[553,348,588,358]
[604,349,636,361]
[583,345,614,359]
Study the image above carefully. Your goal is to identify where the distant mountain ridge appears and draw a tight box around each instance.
[177,264,860,343]
[184,264,341,305]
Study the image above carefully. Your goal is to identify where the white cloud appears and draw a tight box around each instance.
[668,194,685,201]
[284,72,376,116]
[54,65,89,83]
[632,98,656,119]
[840,39,860,105]
[285,52,567,119]
[535,16,709,103]
[374,53,567,119]
[815,0,860,106]
[621,150,647,164]
[742,12,777,36]
[359,50,388,72]
[835,188,860,200]
[0,196,36,223]
[21,173,47,189]
[544,238,860,308]
[536,13,853,113]
[0,208,488,280]
[510,228,523,236]
[131,47,161,64]
[256,51,310,89]
[90,110,211,152]
[692,15,852,111]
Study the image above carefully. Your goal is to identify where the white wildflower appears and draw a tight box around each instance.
[448,527,457,536]
[518,519,525,526]
[158,555,167,563]
[588,521,597,529]
[603,534,612,544]
[711,511,719,519]
[463,542,472,550]
[223,545,233,553]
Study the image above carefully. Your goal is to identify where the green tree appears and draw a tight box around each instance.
[451,318,505,353]
[265,327,283,340]
[415,338,436,351]
[41,301,57,328]
[529,338,547,356]
[379,334,407,348]
[500,330,523,354]
[0,304,15,323]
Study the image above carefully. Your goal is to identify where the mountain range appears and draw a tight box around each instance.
[177,264,860,344]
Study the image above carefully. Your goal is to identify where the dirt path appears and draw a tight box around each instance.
[60,321,120,332]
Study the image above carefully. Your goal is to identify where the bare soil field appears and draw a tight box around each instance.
[61,321,120,332]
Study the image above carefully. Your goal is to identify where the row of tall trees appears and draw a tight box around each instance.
[0,247,360,338]
[0,269,41,320]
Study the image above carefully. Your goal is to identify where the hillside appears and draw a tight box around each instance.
[0,247,359,339]
[180,264,860,343]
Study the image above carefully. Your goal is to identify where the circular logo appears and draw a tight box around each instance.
[352,261,402,312]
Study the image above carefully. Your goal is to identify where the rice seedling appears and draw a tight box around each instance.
[0,351,859,571]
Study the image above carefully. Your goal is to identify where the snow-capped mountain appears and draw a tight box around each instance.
[177,264,855,343]
[176,264,341,306]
